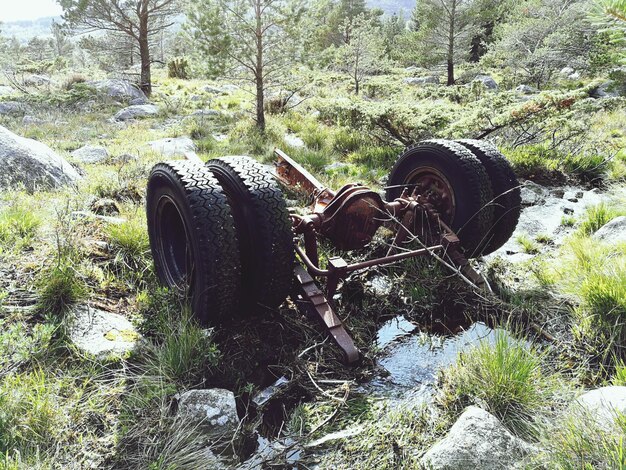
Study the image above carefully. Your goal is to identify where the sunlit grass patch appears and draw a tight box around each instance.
[0,204,41,253]
[577,202,626,236]
[438,331,564,438]
[516,234,540,254]
[0,369,71,455]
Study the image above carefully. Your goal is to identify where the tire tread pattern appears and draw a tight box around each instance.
[147,160,241,324]
[207,156,295,308]
[456,139,521,255]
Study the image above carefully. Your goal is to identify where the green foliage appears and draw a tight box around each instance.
[0,205,41,253]
[0,369,70,454]
[438,332,561,437]
[0,322,55,375]
[517,234,540,254]
[578,202,624,236]
[167,57,190,79]
[36,261,85,318]
[138,288,220,386]
[534,407,626,468]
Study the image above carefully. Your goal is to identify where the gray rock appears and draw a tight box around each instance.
[589,80,620,99]
[594,216,626,244]
[404,76,440,86]
[560,67,575,76]
[22,115,43,125]
[191,109,220,117]
[24,74,54,86]
[0,101,30,116]
[420,406,532,470]
[148,136,197,158]
[190,94,202,101]
[221,84,239,93]
[284,133,305,148]
[516,85,536,95]
[71,145,109,164]
[0,125,81,191]
[176,389,239,435]
[110,153,138,164]
[568,72,581,80]
[129,96,149,105]
[0,86,16,96]
[325,162,350,172]
[212,134,228,142]
[69,305,140,357]
[204,85,226,95]
[520,181,548,206]
[90,198,120,216]
[572,387,626,429]
[114,104,159,121]
[474,74,498,90]
[88,79,147,102]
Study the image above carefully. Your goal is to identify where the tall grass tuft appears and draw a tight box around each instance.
[0,205,41,252]
[577,202,624,236]
[36,261,85,317]
[438,331,562,438]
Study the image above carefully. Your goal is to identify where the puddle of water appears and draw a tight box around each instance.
[376,315,417,348]
[367,321,507,396]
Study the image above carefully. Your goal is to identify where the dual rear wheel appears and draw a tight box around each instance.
[146,157,294,325]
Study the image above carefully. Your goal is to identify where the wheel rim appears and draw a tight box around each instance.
[155,195,191,289]
[405,166,456,221]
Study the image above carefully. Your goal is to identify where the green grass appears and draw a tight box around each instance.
[438,331,563,438]
[0,369,71,455]
[517,234,540,254]
[534,408,626,469]
[36,261,86,318]
[578,202,626,236]
[561,215,577,227]
[0,205,41,252]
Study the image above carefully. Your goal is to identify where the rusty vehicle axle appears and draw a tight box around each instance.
[275,148,489,364]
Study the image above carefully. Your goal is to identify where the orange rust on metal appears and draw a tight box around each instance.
[294,265,359,363]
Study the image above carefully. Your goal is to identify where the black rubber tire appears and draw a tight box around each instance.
[206,156,295,309]
[456,139,521,255]
[146,160,241,325]
[385,140,494,257]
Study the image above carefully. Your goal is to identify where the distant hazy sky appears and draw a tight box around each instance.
[0,0,63,22]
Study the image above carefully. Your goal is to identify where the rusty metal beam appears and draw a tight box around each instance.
[294,265,360,364]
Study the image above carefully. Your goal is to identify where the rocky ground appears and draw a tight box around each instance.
[0,71,625,469]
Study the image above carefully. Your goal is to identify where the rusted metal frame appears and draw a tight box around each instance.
[294,243,445,278]
[293,265,360,364]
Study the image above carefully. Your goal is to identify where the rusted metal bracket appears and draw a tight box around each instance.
[294,265,360,364]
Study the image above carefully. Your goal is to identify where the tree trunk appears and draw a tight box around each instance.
[138,6,152,96]
[447,0,456,86]
[255,0,265,132]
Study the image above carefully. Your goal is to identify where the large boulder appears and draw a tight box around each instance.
[88,79,148,103]
[69,305,140,357]
[148,136,197,158]
[176,389,239,436]
[0,101,30,116]
[474,75,498,90]
[71,145,109,164]
[593,216,626,244]
[571,386,626,429]
[114,104,159,121]
[420,406,532,470]
[0,125,81,191]
[404,76,440,86]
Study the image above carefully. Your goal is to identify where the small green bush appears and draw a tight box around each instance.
[438,332,560,437]
[36,261,85,317]
[0,370,70,454]
[0,205,41,252]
